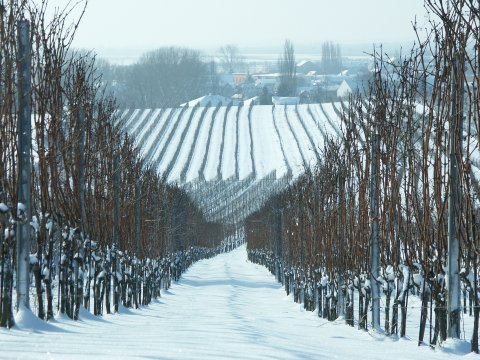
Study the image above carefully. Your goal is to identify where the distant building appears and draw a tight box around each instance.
[337,80,353,98]
[296,60,318,74]
[232,73,247,86]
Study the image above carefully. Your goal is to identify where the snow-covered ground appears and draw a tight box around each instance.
[1,246,474,359]
[118,104,346,221]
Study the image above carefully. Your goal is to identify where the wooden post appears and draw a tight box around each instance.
[112,151,121,312]
[78,106,86,234]
[15,19,31,312]
[447,55,461,339]
[135,178,141,255]
[337,174,345,318]
[275,203,283,283]
[370,133,381,330]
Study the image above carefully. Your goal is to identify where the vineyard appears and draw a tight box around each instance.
[0,0,480,358]
[118,102,343,226]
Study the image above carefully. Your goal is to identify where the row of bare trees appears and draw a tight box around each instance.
[0,1,225,327]
[247,0,480,352]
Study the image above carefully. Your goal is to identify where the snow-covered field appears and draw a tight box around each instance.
[120,104,340,182]
[1,246,474,359]
[117,103,346,223]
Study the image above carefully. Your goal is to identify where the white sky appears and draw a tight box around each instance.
[47,0,429,54]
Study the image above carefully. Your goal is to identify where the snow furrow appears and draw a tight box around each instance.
[319,102,343,138]
[198,106,220,181]
[186,107,216,182]
[139,109,170,162]
[135,109,163,155]
[251,105,288,178]
[271,107,293,175]
[298,105,326,154]
[309,103,340,139]
[157,107,194,176]
[180,106,210,182]
[286,106,318,169]
[282,106,308,172]
[129,109,152,139]
[204,107,227,181]
[247,104,257,177]
[149,107,185,170]
[166,106,203,183]
[123,109,143,133]
[273,106,304,176]
[238,106,253,179]
[113,108,131,128]
[295,105,321,161]
[216,106,232,179]
[221,106,238,180]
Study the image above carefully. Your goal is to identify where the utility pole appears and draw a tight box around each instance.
[16,19,31,312]
[447,55,462,339]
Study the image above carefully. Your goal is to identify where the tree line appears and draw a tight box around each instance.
[0,0,226,327]
[246,0,480,352]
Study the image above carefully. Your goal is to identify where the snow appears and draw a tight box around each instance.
[204,107,227,181]
[128,109,152,137]
[0,202,9,213]
[4,228,14,238]
[273,106,304,176]
[181,94,241,108]
[251,105,288,178]
[185,107,216,182]
[17,202,26,212]
[237,106,253,179]
[121,109,141,133]
[155,108,192,174]
[116,104,345,218]
[0,245,473,359]
[168,107,203,182]
[297,104,325,152]
[285,105,318,169]
[149,108,180,165]
[221,107,238,180]
[309,103,342,139]
[113,108,130,128]
[136,108,163,155]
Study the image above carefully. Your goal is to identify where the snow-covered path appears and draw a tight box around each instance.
[0,246,472,359]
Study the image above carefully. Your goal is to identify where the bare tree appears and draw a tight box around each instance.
[120,47,207,108]
[321,42,342,74]
[219,44,244,74]
[277,39,296,97]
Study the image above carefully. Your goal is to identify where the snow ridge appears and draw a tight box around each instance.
[180,106,210,182]
[217,104,232,180]
[199,105,221,180]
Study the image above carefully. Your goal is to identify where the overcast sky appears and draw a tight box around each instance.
[48,0,429,55]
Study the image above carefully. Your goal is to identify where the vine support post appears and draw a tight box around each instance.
[447,54,462,339]
[112,150,121,312]
[370,132,381,331]
[135,178,141,255]
[15,19,32,313]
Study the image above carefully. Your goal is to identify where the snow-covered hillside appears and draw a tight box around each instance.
[1,245,471,359]
[119,103,344,224]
